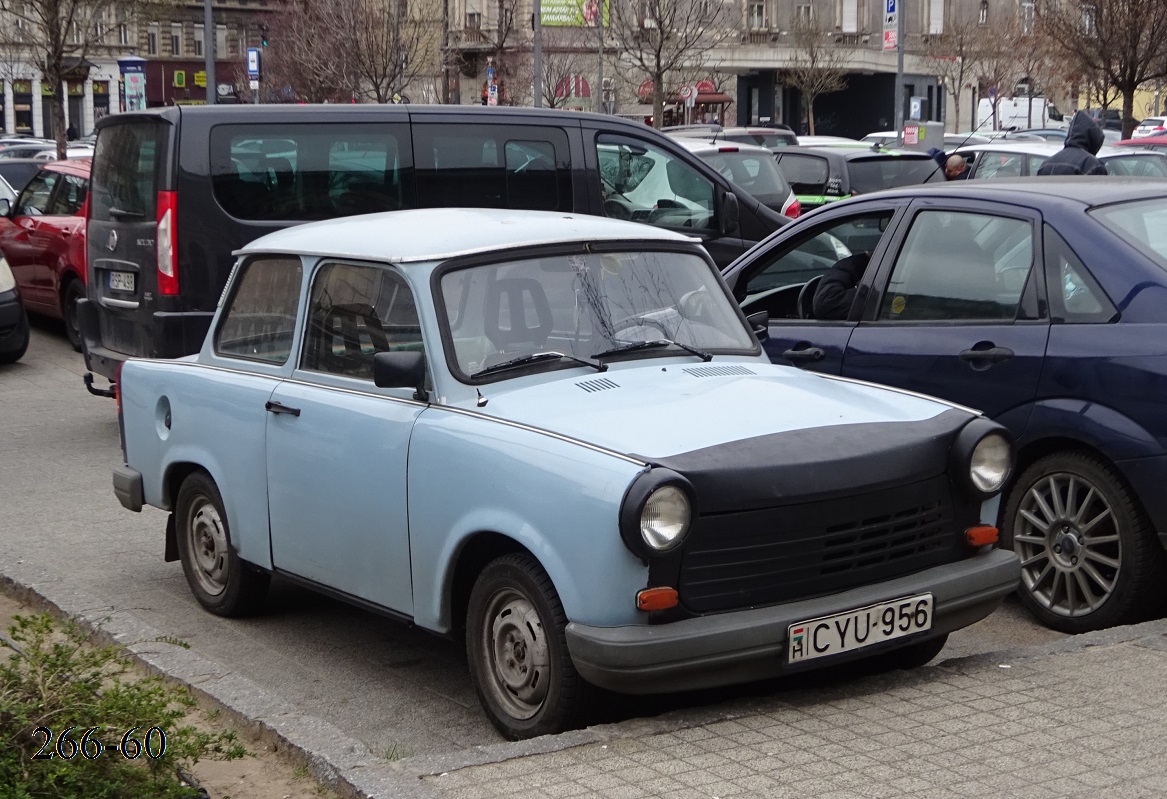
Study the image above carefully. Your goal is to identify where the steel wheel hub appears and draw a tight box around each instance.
[188,500,228,597]
[1013,472,1120,618]
[483,592,549,720]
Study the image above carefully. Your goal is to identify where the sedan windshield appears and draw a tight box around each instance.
[1090,197,1167,268]
[440,250,756,379]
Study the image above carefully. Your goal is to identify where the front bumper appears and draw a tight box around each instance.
[566,547,1019,694]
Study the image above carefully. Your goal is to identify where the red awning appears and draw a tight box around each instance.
[666,92,733,105]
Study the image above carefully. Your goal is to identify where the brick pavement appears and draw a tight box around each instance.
[422,628,1167,799]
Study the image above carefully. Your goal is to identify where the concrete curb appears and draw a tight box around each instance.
[5,553,1167,796]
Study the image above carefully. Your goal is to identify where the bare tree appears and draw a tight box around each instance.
[1042,0,1167,138]
[783,15,850,136]
[258,0,357,102]
[351,0,427,103]
[607,0,738,128]
[923,15,982,133]
[972,18,1022,130]
[540,45,589,108]
[0,0,155,155]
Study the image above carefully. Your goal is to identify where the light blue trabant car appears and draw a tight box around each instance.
[113,208,1020,739]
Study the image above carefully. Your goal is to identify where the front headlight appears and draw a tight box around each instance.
[970,433,1011,493]
[640,485,691,551]
[0,257,14,293]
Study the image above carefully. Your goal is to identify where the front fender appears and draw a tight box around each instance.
[407,408,649,635]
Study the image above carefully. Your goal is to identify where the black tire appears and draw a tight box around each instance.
[174,471,270,617]
[0,309,29,364]
[62,279,83,352]
[1001,452,1167,634]
[466,553,587,740]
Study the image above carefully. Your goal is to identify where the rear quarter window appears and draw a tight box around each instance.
[776,154,829,195]
[847,157,939,193]
[90,121,167,222]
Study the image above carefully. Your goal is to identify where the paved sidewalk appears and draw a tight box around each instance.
[5,562,1166,799]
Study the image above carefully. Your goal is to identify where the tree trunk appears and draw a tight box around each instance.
[47,69,66,159]
[1122,90,1136,139]
[807,94,816,136]
[653,72,664,129]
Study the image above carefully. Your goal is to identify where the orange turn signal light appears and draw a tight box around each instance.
[636,587,678,611]
[966,525,999,547]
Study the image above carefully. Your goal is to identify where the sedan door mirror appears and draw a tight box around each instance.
[720,190,740,236]
[373,350,428,402]
[0,199,10,217]
[745,310,769,341]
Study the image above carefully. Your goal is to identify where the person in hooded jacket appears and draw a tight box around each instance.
[1036,110,1108,176]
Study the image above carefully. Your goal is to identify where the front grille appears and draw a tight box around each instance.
[679,476,961,613]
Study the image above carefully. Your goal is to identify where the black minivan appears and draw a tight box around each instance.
[79,105,786,392]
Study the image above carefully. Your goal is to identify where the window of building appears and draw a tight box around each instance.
[1081,4,1096,35]
[216,23,227,56]
[748,1,766,29]
[147,25,158,55]
[1021,0,1036,34]
[170,24,181,56]
[466,11,481,28]
[840,0,858,32]
[978,0,988,25]
[194,24,204,56]
[796,4,814,23]
[928,0,944,33]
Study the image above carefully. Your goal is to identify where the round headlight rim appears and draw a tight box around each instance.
[618,468,698,561]
[639,484,692,552]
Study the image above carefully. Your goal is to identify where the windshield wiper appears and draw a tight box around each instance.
[470,351,607,379]
[592,339,712,362]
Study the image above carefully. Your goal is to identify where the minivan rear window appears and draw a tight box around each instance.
[210,124,412,221]
[90,121,167,222]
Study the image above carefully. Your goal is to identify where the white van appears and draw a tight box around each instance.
[977,97,1064,131]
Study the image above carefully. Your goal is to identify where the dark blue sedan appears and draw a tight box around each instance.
[723,178,1167,634]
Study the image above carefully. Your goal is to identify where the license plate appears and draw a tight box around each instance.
[109,271,135,292]
[787,593,933,664]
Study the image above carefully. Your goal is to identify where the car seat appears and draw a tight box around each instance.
[481,277,554,368]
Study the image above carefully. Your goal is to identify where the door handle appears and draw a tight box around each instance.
[265,401,301,417]
[959,346,1014,364]
[781,346,826,363]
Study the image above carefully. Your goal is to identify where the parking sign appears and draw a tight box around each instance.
[247,48,262,79]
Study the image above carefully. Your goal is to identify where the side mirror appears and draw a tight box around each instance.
[745,310,769,341]
[373,350,428,402]
[0,199,10,217]
[720,191,740,236]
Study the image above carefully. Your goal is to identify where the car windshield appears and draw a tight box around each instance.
[847,156,942,193]
[439,250,756,380]
[724,132,796,150]
[1090,197,1167,268]
[1102,154,1167,177]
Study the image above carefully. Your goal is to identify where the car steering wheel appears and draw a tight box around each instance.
[797,275,822,319]
[604,199,633,220]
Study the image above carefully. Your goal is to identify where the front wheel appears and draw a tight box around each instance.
[466,554,586,739]
[62,279,83,352]
[1001,452,1167,633]
[174,471,269,617]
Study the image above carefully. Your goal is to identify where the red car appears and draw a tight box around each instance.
[0,158,89,350]
[1114,134,1167,154]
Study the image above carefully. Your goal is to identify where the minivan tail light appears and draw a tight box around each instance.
[785,199,801,219]
[156,191,178,295]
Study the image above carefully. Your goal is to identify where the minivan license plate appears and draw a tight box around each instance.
[787,593,933,664]
[109,271,135,292]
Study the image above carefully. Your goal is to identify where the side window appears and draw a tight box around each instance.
[214,256,303,364]
[414,125,570,211]
[1027,155,1049,175]
[880,210,1033,321]
[210,124,412,221]
[974,152,1025,179]
[49,174,88,215]
[596,134,716,230]
[89,120,164,222]
[15,171,58,216]
[1043,225,1117,323]
[743,211,895,299]
[775,154,829,196]
[301,263,423,380]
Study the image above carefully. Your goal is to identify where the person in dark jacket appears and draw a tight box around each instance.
[1036,110,1108,176]
[812,251,872,320]
[928,148,969,180]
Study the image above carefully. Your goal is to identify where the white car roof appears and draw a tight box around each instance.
[954,141,1138,158]
[238,208,698,263]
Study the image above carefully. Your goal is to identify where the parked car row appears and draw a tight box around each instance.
[954,141,1167,178]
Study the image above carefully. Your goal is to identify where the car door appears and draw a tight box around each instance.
[265,260,425,614]
[842,201,1049,426]
[0,168,59,309]
[38,171,87,299]
[729,200,910,374]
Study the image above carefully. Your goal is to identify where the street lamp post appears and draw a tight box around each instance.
[204,0,215,104]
